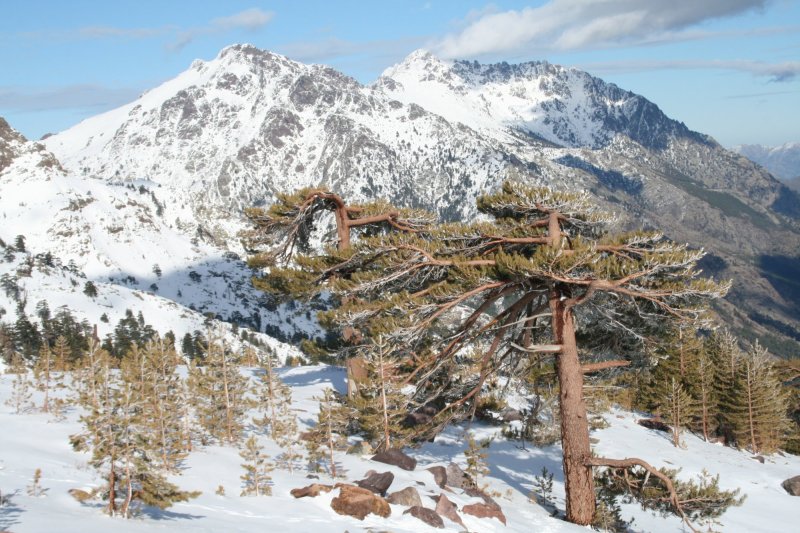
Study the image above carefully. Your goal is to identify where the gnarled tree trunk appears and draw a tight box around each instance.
[550,289,595,525]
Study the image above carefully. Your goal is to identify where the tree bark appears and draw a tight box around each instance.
[550,290,595,525]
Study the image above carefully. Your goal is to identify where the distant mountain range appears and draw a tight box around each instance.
[733,142,800,190]
[2,44,799,356]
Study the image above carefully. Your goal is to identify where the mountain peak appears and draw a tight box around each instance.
[0,117,29,173]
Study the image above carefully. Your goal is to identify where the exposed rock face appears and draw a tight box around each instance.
[330,484,391,520]
[372,448,417,471]
[290,483,333,498]
[355,471,394,496]
[386,486,422,507]
[403,506,444,528]
[782,475,800,496]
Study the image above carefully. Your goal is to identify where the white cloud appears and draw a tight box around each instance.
[168,8,274,51]
[211,8,274,32]
[0,84,143,112]
[433,0,769,58]
[582,59,800,82]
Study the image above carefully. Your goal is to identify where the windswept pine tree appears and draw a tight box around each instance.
[246,181,729,527]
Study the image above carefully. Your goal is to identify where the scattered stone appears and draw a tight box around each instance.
[500,408,523,422]
[356,471,394,495]
[372,448,417,471]
[462,502,507,525]
[347,441,374,455]
[387,486,422,507]
[290,483,333,498]
[404,506,444,528]
[426,466,447,488]
[753,455,765,464]
[306,474,320,479]
[782,475,800,496]
[331,484,391,520]
[637,417,670,432]
[435,493,464,528]
[445,463,474,490]
[589,437,600,444]
[464,487,501,509]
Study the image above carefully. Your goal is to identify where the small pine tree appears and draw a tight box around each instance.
[464,432,491,489]
[707,330,741,445]
[253,349,283,437]
[531,466,554,508]
[664,377,695,448]
[239,435,274,496]
[349,336,411,451]
[728,343,789,454]
[306,388,352,478]
[693,345,717,441]
[27,468,47,497]
[33,344,53,413]
[83,281,98,298]
[188,331,250,444]
[272,385,301,474]
[6,354,33,414]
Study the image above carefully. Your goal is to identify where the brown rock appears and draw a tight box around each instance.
[372,448,417,471]
[637,417,671,432]
[435,493,464,528]
[356,470,394,495]
[331,484,391,520]
[387,486,422,507]
[426,466,447,488]
[782,475,800,496]
[290,483,333,498]
[404,506,444,528]
[462,502,507,525]
[464,487,501,509]
[445,462,475,490]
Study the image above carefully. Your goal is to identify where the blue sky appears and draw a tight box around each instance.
[0,0,798,147]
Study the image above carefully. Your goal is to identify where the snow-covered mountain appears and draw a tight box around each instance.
[734,142,800,186]
[1,43,798,353]
[378,50,706,151]
[43,45,512,230]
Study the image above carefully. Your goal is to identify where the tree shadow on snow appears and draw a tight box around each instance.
[0,490,24,531]
[278,365,346,392]
[137,506,204,521]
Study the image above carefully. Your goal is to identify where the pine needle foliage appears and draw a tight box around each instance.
[245,180,730,527]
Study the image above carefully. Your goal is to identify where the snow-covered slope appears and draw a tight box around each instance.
[1,365,798,532]
[0,120,315,350]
